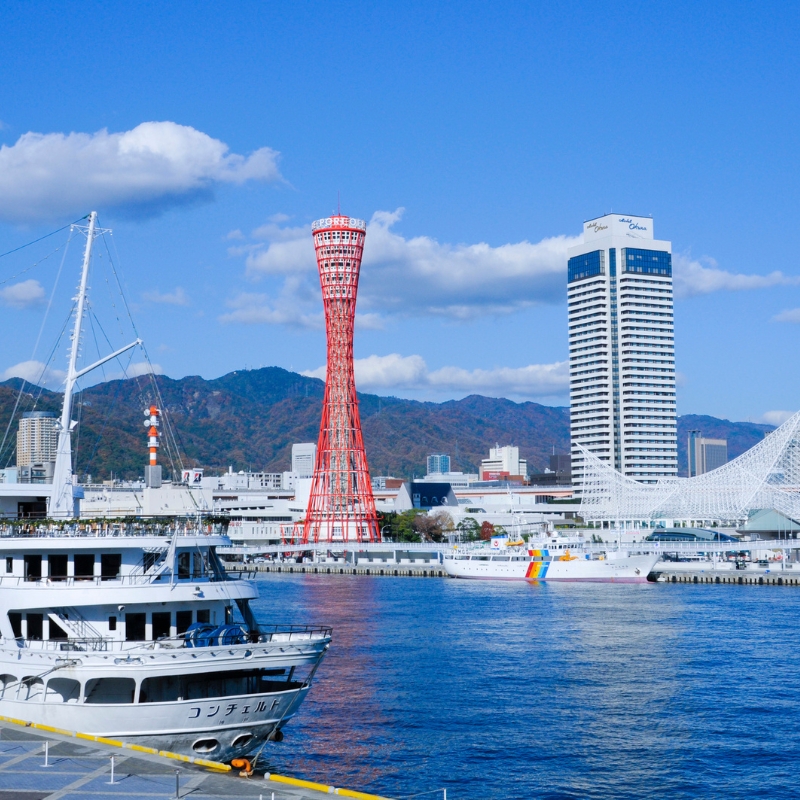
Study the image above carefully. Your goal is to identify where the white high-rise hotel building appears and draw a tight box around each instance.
[568,213,677,486]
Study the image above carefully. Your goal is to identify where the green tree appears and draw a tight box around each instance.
[381,510,423,542]
[456,517,480,542]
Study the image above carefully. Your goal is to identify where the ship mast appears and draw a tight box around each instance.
[50,212,142,519]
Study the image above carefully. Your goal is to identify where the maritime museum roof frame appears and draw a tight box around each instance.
[578,411,800,524]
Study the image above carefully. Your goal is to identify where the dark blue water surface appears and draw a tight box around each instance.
[251,575,800,799]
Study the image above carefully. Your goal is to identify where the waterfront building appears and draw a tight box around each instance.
[688,431,727,476]
[480,445,527,481]
[567,213,677,487]
[577,410,800,525]
[291,443,317,479]
[426,454,451,475]
[418,471,479,489]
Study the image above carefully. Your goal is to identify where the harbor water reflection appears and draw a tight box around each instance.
[251,575,800,799]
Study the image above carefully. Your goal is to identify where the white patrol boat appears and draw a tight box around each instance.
[443,534,659,583]
[0,522,330,761]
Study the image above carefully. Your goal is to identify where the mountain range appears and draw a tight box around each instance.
[0,367,776,481]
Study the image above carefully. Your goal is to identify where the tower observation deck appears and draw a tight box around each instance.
[302,214,380,543]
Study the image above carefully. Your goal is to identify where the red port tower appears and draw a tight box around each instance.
[302,214,380,544]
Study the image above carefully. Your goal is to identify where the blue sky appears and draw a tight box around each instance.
[0,0,799,424]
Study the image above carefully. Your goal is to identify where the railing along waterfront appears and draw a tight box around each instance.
[224,538,800,557]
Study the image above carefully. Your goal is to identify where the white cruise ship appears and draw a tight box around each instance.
[0,214,330,762]
[0,522,330,761]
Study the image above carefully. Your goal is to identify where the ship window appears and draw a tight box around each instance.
[125,613,146,641]
[197,610,210,624]
[0,675,16,698]
[74,554,94,580]
[193,552,204,577]
[5,557,12,574]
[84,677,135,704]
[23,555,41,581]
[48,554,68,580]
[108,616,117,632]
[140,674,183,703]
[26,613,43,640]
[48,618,68,640]
[8,613,21,639]
[46,678,80,704]
[176,610,192,635]
[138,669,292,703]
[224,606,233,624]
[21,677,43,701]
[101,554,121,580]
[152,612,171,640]
[178,552,191,579]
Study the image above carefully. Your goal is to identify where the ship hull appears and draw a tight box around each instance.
[443,553,659,583]
[0,684,309,762]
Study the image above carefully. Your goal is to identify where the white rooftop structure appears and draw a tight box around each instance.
[578,411,800,524]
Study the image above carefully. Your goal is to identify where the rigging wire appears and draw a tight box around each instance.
[101,231,186,476]
[0,226,76,464]
[80,349,137,479]
[0,305,75,468]
[0,215,87,262]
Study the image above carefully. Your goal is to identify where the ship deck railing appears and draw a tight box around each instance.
[7,623,332,654]
[0,571,248,587]
[0,524,228,538]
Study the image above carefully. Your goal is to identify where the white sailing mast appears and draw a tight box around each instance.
[50,212,141,519]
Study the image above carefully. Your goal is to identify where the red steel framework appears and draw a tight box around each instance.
[302,214,380,543]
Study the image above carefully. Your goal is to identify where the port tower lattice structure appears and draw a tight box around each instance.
[302,214,380,544]
[578,410,800,525]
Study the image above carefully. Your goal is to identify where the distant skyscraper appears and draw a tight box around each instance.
[426,454,450,475]
[688,431,727,476]
[16,411,57,467]
[568,214,677,486]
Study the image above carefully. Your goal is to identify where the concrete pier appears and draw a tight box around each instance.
[232,564,447,578]
[654,570,800,586]
[0,716,393,799]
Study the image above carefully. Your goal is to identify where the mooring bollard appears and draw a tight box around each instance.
[175,768,180,798]
[41,740,51,768]
[108,755,115,784]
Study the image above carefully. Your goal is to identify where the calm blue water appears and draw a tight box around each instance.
[251,575,800,799]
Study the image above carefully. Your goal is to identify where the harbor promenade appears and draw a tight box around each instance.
[228,539,800,585]
[0,716,393,800]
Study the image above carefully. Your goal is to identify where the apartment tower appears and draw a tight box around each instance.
[568,214,677,486]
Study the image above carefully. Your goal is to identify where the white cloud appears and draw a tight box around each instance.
[772,308,800,323]
[241,209,578,321]
[105,361,163,381]
[142,287,189,306]
[673,254,800,299]
[303,353,569,399]
[231,213,800,331]
[0,279,46,308]
[218,292,323,329]
[2,360,65,388]
[0,121,282,222]
[761,410,797,426]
